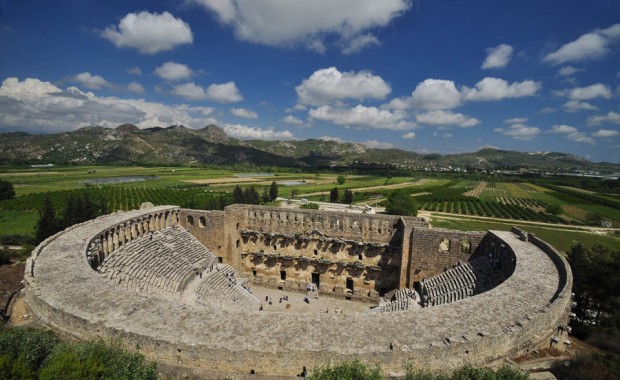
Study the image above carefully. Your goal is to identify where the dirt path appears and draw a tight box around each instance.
[300,181,419,197]
[421,211,619,234]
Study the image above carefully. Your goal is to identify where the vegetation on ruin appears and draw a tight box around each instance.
[0,326,157,380]
[300,202,320,209]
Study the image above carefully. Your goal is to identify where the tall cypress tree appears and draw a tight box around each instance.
[343,189,353,204]
[243,187,260,205]
[329,187,339,203]
[269,181,279,201]
[81,192,96,221]
[36,195,60,243]
[233,185,244,204]
[261,187,270,204]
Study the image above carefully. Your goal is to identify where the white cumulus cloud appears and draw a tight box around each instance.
[126,66,142,75]
[341,34,380,54]
[504,117,528,124]
[549,124,578,134]
[0,77,218,132]
[415,110,480,128]
[126,82,144,94]
[543,23,620,65]
[309,105,415,130]
[592,129,618,138]
[187,0,411,53]
[588,111,620,126]
[410,79,461,110]
[566,131,595,145]
[462,77,541,101]
[563,100,598,112]
[101,11,193,54]
[205,82,243,103]
[155,62,194,81]
[401,132,416,139]
[296,67,390,105]
[172,82,207,101]
[282,115,304,126]
[222,123,293,140]
[71,72,113,90]
[481,44,513,69]
[171,81,243,103]
[557,66,581,77]
[230,107,258,119]
[494,123,540,141]
[554,83,612,100]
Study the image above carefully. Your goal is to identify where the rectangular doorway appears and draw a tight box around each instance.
[311,272,320,288]
[346,277,354,292]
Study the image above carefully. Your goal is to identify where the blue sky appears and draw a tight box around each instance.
[1,1,619,163]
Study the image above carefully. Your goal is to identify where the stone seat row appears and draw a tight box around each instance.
[372,288,418,313]
[421,255,505,307]
[99,227,216,295]
[195,266,259,310]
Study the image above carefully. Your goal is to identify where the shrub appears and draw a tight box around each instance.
[0,327,58,378]
[308,359,382,380]
[40,340,157,380]
[300,202,319,210]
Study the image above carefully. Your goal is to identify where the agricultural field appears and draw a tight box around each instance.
[0,166,618,253]
[430,217,620,253]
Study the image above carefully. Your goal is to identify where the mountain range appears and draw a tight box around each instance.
[0,124,618,172]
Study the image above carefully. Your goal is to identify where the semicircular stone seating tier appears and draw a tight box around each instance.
[23,205,573,377]
[420,253,513,307]
[98,226,217,296]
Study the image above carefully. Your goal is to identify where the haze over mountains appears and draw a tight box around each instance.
[1,124,618,173]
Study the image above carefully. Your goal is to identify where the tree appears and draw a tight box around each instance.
[385,190,417,216]
[261,187,270,204]
[343,189,353,205]
[336,175,346,185]
[0,180,15,201]
[291,189,299,199]
[233,185,244,204]
[36,195,61,243]
[586,212,604,226]
[568,243,620,332]
[329,187,339,203]
[243,187,260,205]
[97,196,108,216]
[269,181,279,201]
[61,192,96,228]
[545,203,562,215]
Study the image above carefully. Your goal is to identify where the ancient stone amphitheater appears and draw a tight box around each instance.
[24,204,573,377]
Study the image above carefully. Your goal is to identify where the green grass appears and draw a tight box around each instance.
[0,210,38,237]
[431,218,620,253]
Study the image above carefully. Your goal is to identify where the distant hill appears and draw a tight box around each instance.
[0,124,618,172]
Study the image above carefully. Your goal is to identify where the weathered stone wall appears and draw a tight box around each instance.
[181,205,428,301]
[234,204,427,243]
[179,209,227,261]
[407,228,486,284]
[23,206,573,377]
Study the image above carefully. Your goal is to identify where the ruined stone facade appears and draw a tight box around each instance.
[23,205,573,377]
[179,206,492,303]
